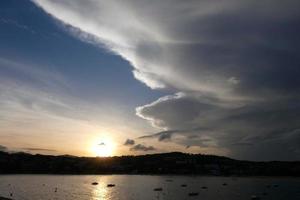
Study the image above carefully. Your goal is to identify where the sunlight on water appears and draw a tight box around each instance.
[0,175,299,200]
[91,181,110,200]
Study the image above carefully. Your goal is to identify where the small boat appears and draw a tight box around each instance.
[188,192,199,196]
[91,182,98,185]
[201,186,208,189]
[222,183,228,186]
[107,184,115,187]
[251,195,260,200]
[262,192,268,196]
[166,179,173,182]
[181,184,187,187]
[153,187,163,191]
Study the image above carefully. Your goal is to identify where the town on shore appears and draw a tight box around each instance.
[0,151,299,176]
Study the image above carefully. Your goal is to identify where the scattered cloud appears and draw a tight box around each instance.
[124,139,135,146]
[130,144,156,152]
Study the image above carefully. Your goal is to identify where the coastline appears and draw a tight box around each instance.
[1,152,299,176]
[0,197,12,200]
[0,174,299,178]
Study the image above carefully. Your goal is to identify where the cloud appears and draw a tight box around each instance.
[32,0,300,100]
[0,57,131,157]
[0,56,140,136]
[130,144,156,152]
[0,145,8,152]
[138,95,300,160]
[0,57,80,122]
[124,139,135,146]
[140,130,174,142]
[124,139,155,151]
[22,148,57,152]
[138,129,199,142]
[32,0,300,160]
[0,18,36,34]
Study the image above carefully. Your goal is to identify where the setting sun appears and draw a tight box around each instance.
[91,137,116,157]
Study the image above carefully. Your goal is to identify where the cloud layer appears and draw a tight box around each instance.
[33,0,300,160]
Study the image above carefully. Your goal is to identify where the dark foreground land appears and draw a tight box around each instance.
[0,197,12,200]
[0,151,299,176]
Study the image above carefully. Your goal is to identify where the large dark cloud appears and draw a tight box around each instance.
[137,95,300,160]
[33,0,300,160]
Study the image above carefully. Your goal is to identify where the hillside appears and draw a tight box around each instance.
[0,151,299,176]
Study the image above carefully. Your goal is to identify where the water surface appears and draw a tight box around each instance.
[0,175,299,200]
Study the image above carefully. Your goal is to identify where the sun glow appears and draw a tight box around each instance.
[91,137,116,157]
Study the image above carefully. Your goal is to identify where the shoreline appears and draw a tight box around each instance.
[0,174,299,179]
[0,197,12,200]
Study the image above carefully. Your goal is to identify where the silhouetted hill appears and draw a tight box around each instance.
[0,151,299,176]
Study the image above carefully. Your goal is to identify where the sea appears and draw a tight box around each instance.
[0,175,299,200]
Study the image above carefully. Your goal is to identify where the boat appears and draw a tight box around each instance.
[181,184,187,187]
[153,187,163,191]
[251,195,261,200]
[188,192,199,196]
[107,184,115,187]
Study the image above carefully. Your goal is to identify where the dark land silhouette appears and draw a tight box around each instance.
[0,151,299,176]
[0,197,12,200]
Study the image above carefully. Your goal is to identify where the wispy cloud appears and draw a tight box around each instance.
[0,57,120,154]
[22,148,57,152]
[0,18,36,34]
[139,130,179,141]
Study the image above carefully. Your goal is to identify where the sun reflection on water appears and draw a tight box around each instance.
[91,181,111,200]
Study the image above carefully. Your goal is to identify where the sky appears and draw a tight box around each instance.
[0,0,299,161]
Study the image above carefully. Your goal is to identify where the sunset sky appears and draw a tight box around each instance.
[0,0,299,161]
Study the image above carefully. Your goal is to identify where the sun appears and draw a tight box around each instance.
[91,137,115,157]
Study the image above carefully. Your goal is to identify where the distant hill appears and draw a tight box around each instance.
[0,151,299,176]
